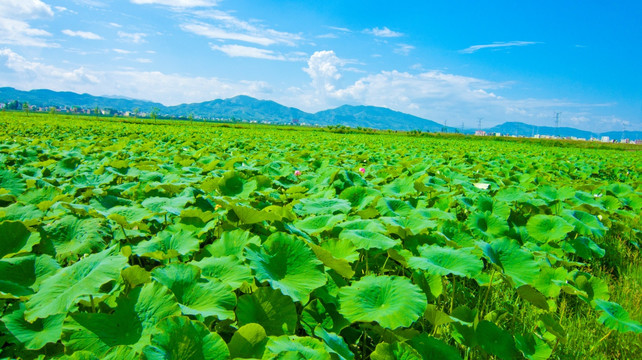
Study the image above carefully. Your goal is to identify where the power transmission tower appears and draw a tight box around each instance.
[478,117,483,131]
[554,112,561,137]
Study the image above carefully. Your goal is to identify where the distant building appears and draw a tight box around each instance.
[600,136,610,143]
[474,130,486,136]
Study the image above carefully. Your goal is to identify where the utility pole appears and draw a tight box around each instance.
[478,117,483,131]
[554,112,561,137]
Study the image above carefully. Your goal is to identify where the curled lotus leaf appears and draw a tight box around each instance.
[408,244,483,278]
[262,335,331,360]
[338,229,400,251]
[478,238,540,287]
[293,198,351,216]
[204,229,261,260]
[236,286,298,336]
[594,299,642,333]
[561,210,608,238]
[1,303,65,350]
[0,220,40,258]
[338,275,427,329]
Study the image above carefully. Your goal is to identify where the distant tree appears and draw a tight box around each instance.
[49,106,56,116]
[22,102,30,116]
[189,114,194,124]
[151,108,159,122]
[94,106,100,119]
[133,107,140,120]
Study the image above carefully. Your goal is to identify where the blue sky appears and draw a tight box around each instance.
[1,0,640,131]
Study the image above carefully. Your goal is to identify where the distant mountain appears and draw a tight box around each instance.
[1,87,639,139]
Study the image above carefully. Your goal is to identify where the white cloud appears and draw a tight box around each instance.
[0,18,57,47]
[327,26,351,32]
[303,50,343,94]
[0,0,53,19]
[136,58,152,63]
[317,33,338,39]
[394,44,414,56]
[0,48,98,83]
[182,23,277,46]
[211,44,285,60]
[62,30,103,40]
[113,48,132,54]
[460,41,540,54]
[131,0,217,7]
[118,31,147,43]
[364,27,403,38]
[109,22,122,28]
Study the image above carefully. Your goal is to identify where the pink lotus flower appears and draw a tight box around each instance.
[358,167,365,174]
[294,170,302,176]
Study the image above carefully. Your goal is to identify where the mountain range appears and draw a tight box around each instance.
[1,87,640,140]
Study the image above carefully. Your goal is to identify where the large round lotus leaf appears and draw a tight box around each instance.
[408,334,463,360]
[561,210,607,238]
[39,215,108,261]
[478,238,539,287]
[371,342,422,359]
[62,281,181,355]
[133,227,200,260]
[339,186,379,210]
[1,303,65,350]
[0,170,26,195]
[293,198,351,216]
[338,229,400,251]
[408,244,483,278]
[230,203,281,224]
[106,205,154,227]
[142,316,229,360]
[294,214,346,235]
[0,254,58,298]
[217,171,257,198]
[563,236,605,260]
[141,195,192,215]
[245,232,326,303]
[152,263,236,320]
[594,299,642,333]
[380,215,437,236]
[204,229,260,260]
[338,275,427,329]
[0,204,44,225]
[382,176,417,197]
[476,196,511,220]
[476,320,519,360]
[0,220,39,258]
[314,325,354,360]
[103,346,140,360]
[262,335,331,360]
[236,286,298,336]
[537,185,575,203]
[319,238,359,263]
[24,247,128,322]
[526,215,574,243]
[228,323,268,359]
[375,198,414,217]
[466,212,508,239]
[191,255,253,290]
[337,219,387,233]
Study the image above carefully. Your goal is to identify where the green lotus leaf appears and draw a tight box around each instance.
[152,263,236,320]
[24,247,128,321]
[237,286,298,336]
[103,345,140,360]
[262,161,294,177]
[318,238,359,263]
[371,341,422,360]
[141,195,192,216]
[308,242,355,279]
[339,186,379,210]
[314,325,354,360]
[217,171,257,198]
[62,281,181,355]
[416,208,456,222]
[563,236,605,260]
[121,265,151,288]
[539,313,566,341]
[191,255,253,289]
[293,198,351,216]
[375,197,414,217]
[476,196,511,220]
[294,214,346,235]
[336,219,387,233]
[338,229,400,251]
[594,299,642,333]
[423,304,453,327]
[245,232,326,303]
[476,320,519,360]
[537,185,575,203]
[532,266,568,298]
[57,350,100,360]
[494,187,528,203]
[408,244,483,278]
[526,215,574,243]
[0,169,26,195]
[572,272,610,304]
[382,176,417,197]
[381,215,438,236]
[262,335,331,360]
[228,323,268,359]
[478,238,540,287]
[301,299,350,336]
[230,203,282,224]
[142,316,230,360]
[0,220,39,258]
[561,210,607,238]
[466,212,508,239]
[106,205,154,228]
[516,285,549,310]
[0,203,44,225]
[408,334,463,360]
[338,275,427,329]
[204,229,261,260]
[133,226,200,260]
[39,215,108,262]
[604,183,633,197]
[0,254,59,299]
[1,303,64,350]
[514,332,552,360]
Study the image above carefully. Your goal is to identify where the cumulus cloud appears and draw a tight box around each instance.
[0,1,56,47]
[0,0,53,19]
[303,50,344,94]
[460,41,540,54]
[364,27,403,37]
[62,30,103,40]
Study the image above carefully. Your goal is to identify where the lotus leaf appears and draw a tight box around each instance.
[0,220,39,258]
[314,325,354,360]
[526,215,574,243]
[0,254,59,298]
[338,229,400,250]
[476,320,519,360]
[293,198,351,216]
[191,255,253,289]
[236,286,298,336]
[39,215,108,261]
[294,214,346,235]
[262,335,331,360]
[408,334,463,360]
[133,227,200,259]
[228,323,268,359]
[561,210,608,238]
[479,238,540,287]
[594,299,642,333]
[0,169,26,195]
[408,244,483,278]
[370,341,422,360]
[204,229,261,259]
[1,303,64,350]
[375,197,414,217]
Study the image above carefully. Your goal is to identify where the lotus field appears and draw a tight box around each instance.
[1,112,641,359]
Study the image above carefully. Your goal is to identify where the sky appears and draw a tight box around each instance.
[1,0,641,132]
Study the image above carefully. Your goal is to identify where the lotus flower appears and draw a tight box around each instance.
[294,170,301,176]
[358,167,365,174]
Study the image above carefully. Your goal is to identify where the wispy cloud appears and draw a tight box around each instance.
[211,44,285,60]
[182,23,277,46]
[364,27,403,38]
[118,31,147,43]
[394,44,414,56]
[131,0,217,7]
[317,33,338,39]
[62,30,103,40]
[459,41,540,54]
[327,26,351,32]
[113,48,132,54]
[0,19,57,47]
